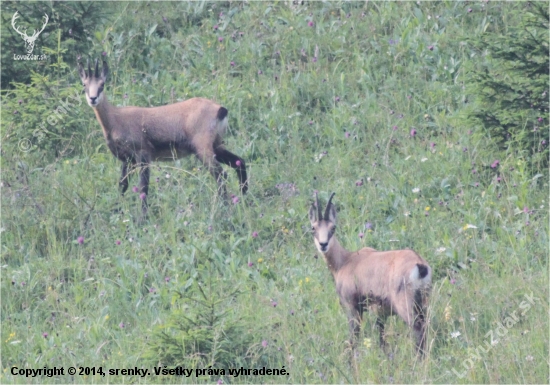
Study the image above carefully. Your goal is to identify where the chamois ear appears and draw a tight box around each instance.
[101,60,109,81]
[78,62,86,82]
[308,204,317,226]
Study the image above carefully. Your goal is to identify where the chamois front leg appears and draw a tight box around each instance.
[119,160,132,196]
[375,317,387,350]
[138,152,151,215]
[342,302,362,348]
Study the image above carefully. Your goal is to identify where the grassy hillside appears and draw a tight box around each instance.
[1,1,548,383]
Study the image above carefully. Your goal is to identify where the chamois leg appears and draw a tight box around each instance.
[375,317,387,350]
[412,290,428,355]
[195,149,228,199]
[138,153,150,215]
[120,160,132,195]
[393,292,427,356]
[214,146,248,194]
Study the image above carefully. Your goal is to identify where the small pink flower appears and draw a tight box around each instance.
[252,231,258,238]
[139,192,147,200]
[523,206,529,213]
[77,236,84,245]
[42,332,48,338]
[345,132,350,138]
[230,61,235,67]
[119,322,125,328]
[248,261,254,267]
[392,125,398,131]
[261,340,268,348]
[308,21,314,27]
[428,45,434,51]
[312,56,318,62]
[217,379,223,385]
[232,196,239,204]
[236,160,242,167]
[355,179,363,187]
[218,36,223,42]
[410,128,417,137]
[132,186,139,193]
[115,240,121,245]
[271,300,278,307]
[491,160,500,169]
[358,232,364,239]
[467,8,472,12]
[450,278,456,285]
[537,117,543,122]
[430,142,436,149]
[213,24,218,30]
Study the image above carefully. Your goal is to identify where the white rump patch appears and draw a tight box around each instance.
[216,116,228,136]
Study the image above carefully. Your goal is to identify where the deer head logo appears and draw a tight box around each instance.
[11,11,49,54]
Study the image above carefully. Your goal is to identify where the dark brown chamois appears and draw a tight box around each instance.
[78,59,248,214]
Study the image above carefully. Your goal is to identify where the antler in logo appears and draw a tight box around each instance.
[12,11,49,54]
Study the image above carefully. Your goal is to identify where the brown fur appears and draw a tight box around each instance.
[310,193,432,355]
[79,59,248,214]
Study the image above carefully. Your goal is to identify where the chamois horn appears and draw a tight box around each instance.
[324,192,335,220]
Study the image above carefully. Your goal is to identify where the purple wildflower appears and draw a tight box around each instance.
[139,192,147,200]
[42,332,48,338]
[271,300,278,307]
[248,261,254,267]
[430,142,436,149]
[119,322,125,328]
[365,222,373,230]
[77,236,84,245]
[230,61,235,67]
[262,340,268,348]
[358,232,364,239]
[218,36,223,42]
[102,51,107,56]
[410,128,417,137]
[345,132,350,138]
[428,45,434,51]
[132,186,139,193]
[236,160,242,167]
[491,160,500,169]
[213,24,218,30]
[115,240,121,245]
[312,56,318,62]
[252,231,258,238]
[308,21,314,27]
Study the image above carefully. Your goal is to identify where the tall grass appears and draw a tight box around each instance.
[1,1,548,383]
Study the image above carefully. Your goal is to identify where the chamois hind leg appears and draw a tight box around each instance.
[214,145,248,194]
[194,147,228,199]
[393,291,427,356]
[412,289,428,355]
[137,152,151,215]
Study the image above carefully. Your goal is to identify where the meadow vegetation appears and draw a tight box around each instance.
[1,1,548,383]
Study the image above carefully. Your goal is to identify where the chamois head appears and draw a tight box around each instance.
[78,59,109,108]
[309,192,337,254]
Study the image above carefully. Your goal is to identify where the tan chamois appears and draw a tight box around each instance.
[78,59,248,214]
[309,193,432,355]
